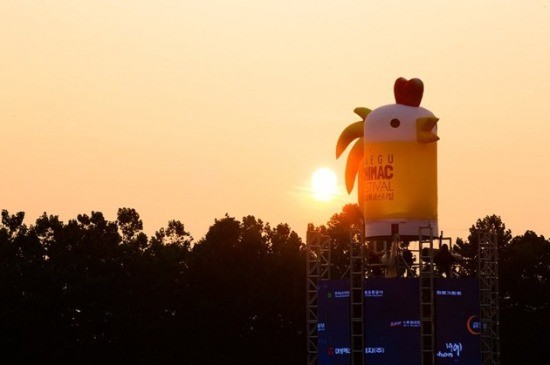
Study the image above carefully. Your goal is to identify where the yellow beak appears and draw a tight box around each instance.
[416,116,439,143]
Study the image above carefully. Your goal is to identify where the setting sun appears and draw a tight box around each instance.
[311,167,338,202]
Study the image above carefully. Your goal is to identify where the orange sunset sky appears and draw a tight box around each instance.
[1,1,549,241]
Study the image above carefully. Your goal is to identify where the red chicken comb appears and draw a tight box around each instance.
[394,77,424,107]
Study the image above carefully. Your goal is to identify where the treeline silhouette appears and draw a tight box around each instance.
[1,206,549,364]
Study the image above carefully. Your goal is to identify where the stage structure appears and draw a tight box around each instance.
[305,229,500,365]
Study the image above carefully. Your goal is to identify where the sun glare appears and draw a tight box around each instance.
[311,167,338,202]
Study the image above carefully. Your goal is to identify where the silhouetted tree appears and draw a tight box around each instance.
[117,207,148,249]
[0,210,51,363]
[498,230,550,364]
[453,214,512,277]
[309,203,363,279]
[185,214,305,364]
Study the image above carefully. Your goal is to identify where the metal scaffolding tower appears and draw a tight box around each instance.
[350,238,364,365]
[306,231,331,365]
[418,226,436,365]
[478,231,501,365]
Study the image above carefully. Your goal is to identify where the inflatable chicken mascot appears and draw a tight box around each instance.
[336,77,439,240]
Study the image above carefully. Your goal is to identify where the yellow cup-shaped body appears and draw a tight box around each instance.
[359,141,437,239]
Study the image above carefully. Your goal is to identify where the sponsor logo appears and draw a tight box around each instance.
[436,290,462,296]
[327,347,351,356]
[364,290,384,297]
[466,315,481,335]
[436,342,463,358]
[365,347,385,354]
